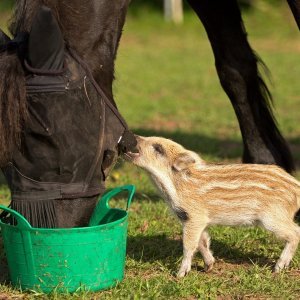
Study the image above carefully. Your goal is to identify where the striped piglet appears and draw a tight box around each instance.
[125,136,300,277]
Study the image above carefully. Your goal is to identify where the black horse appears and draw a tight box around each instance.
[2,0,298,171]
[0,0,298,226]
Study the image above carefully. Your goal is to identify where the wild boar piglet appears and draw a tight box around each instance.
[125,136,300,277]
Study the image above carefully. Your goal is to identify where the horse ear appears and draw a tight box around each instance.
[27,5,64,70]
[0,30,10,46]
[172,152,196,172]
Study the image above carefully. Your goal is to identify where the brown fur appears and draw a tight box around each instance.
[9,0,130,96]
[0,0,130,227]
[0,52,27,166]
[126,136,300,276]
[0,0,129,167]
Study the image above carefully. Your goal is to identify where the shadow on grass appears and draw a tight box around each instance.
[127,0,254,17]
[132,128,300,168]
[132,128,244,160]
[127,233,275,272]
[290,137,300,170]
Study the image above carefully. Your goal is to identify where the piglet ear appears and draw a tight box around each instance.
[27,5,64,70]
[172,152,196,172]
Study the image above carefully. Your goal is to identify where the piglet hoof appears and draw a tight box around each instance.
[177,266,191,278]
[204,263,214,273]
[177,270,188,278]
[274,264,288,273]
[273,265,282,273]
[274,259,290,273]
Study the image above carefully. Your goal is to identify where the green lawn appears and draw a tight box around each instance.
[1,1,300,299]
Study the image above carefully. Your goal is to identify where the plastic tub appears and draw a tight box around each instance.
[0,185,135,293]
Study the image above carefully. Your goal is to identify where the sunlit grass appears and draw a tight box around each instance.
[0,1,300,299]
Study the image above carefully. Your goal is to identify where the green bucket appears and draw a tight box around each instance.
[0,185,135,293]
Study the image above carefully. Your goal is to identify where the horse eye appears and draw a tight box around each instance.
[153,143,165,155]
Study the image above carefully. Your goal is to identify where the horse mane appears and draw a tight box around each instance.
[9,0,41,34]
[0,0,43,167]
[0,0,33,166]
[0,51,27,166]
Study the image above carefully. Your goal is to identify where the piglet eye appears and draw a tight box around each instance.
[153,143,165,155]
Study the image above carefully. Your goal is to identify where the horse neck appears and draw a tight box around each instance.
[11,0,130,97]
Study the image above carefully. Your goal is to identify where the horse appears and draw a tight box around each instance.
[0,0,298,227]
[186,0,299,173]
[0,0,135,227]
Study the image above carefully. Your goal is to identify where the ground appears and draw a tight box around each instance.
[0,1,300,299]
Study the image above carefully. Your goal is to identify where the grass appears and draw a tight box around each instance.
[1,1,300,299]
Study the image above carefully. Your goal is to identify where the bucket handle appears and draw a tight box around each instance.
[0,205,32,229]
[99,185,135,211]
[88,185,135,227]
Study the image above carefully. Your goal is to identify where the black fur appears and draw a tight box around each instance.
[0,50,27,166]
[0,0,131,227]
[186,0,295,173]
[287,0,300,29]
[9,0,130,103]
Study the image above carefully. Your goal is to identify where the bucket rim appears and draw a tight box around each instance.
[0,207,128,233]
[0,185,135,232]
